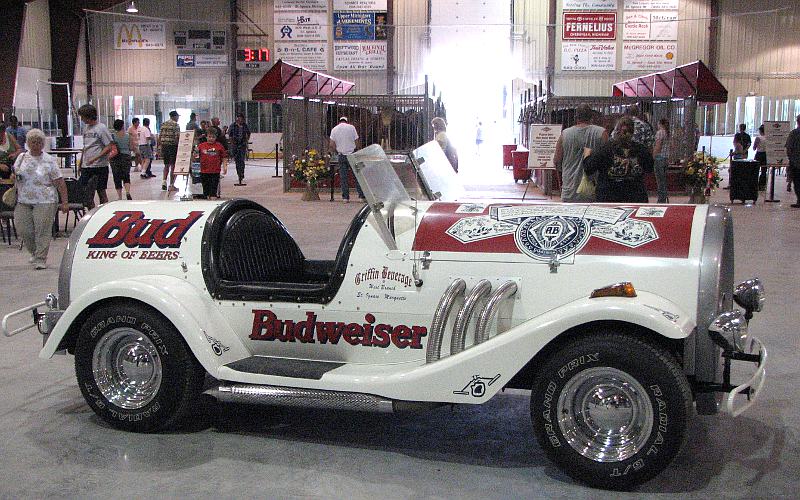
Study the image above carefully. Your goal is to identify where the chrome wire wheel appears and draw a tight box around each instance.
[557,366,653,463]
[92,327,163,410]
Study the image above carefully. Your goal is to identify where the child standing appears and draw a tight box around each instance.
[197,129,227,199]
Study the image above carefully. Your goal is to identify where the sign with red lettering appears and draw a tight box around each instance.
[250,310,428,350]
[563,12,617,40]
[86,211,204,249]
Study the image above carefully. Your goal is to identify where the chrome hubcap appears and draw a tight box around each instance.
[557,367,653,462]
[92,328,163,410]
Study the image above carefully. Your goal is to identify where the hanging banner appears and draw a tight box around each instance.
[561,42,617,71]
[563,13,617,40]
[650,12,678,41]
[275,0,328,10]
[333,12,387,40]
[622,42,677,70]
[564,0,618,9]
[528,124,562,169]
[624,0,679,9]
[623,12,651,40]
[275,42,328,71]
[763,121,791,166]
[333,42,387,70]
[113,22,166,50]
[333,0,387,10]
[275,12,328,41]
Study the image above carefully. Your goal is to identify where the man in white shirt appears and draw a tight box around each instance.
[329,116,362,202]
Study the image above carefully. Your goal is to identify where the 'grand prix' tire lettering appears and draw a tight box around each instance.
[530,332,692,490]
[75,302,205,432]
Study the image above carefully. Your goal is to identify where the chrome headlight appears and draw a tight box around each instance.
[708,310,748,352]
[734,278,765,313]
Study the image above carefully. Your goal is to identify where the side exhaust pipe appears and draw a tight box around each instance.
[475,281,518,345]
[450,280,492,356]
[426,278,466,363]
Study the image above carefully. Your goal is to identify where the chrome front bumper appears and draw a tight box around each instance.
[723,336,767,417]
[2,293,63,341]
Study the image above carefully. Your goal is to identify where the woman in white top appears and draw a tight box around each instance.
[13,129,68,269]
[753,124,767,189]
[652,118,671,203]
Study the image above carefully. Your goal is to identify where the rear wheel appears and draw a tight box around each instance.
[75,302,205,432]
[530,332,692,490]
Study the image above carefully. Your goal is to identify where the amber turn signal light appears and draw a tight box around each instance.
[590,282,637,299]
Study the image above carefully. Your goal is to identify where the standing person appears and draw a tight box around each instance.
[585,117,654,203]
[197,120,209,143]
[329,116,362,203]
[186,112,199,131]
[228,113,251,186]
[77,104,114,206]
[210,117,229,152]
[753,124,767,190]
[0,124,22,179]
[128,117,142,172]
[110,119,135,200]
[612,105,654,150]
[12,129,68,269]
[7,116,28,150]
[733,124,751,159]
[431,117,458,172]
[197,128,227,199]
[553,103,608,202]
[784,114,800,208]
[158,110,181,191]
[475,121,484,155]
[138,117,156,178]
[652,118,671,203]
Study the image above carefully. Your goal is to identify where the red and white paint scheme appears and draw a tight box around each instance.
[4,142,767,490]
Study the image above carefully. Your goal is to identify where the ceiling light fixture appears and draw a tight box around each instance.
[126,1,138,13]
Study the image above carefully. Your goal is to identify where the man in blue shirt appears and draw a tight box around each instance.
[7,116,28,150]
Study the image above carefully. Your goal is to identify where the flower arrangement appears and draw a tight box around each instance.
[682,152,722,192]
[291,149,330,190]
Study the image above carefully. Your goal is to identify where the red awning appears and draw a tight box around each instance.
[612,60,728,104]
[251,60,355,101]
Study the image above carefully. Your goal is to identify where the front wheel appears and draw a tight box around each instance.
[75,302,206,432]
[531,332,692,490]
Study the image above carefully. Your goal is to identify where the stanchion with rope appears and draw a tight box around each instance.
[273,144,282,178]
[764,160,782,203]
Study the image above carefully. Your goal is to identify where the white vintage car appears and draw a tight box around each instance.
[4,143,766,490]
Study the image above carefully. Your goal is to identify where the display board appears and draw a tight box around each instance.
[561,42,616,70]
[113,23,165,50]
[333,0,387,70]
[528,124,562,169]
[174,131,195,176]
[274,0,329,70]
[763,121,791,166]
[176,54,228,68]
[174,30,226,50]
[622,42,677,70]
[563,12,617,40]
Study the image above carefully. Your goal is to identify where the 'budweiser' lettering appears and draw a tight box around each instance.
[250,310,428,349]
[86,211,203,249]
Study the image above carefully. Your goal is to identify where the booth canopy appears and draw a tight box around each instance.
[251,60,355,101]
[612,60,727,104]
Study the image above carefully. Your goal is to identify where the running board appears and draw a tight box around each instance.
[204,384,444,413]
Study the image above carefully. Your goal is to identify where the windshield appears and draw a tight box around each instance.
[409,141,465,201]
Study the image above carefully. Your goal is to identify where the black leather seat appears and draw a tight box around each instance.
[218,209,307,283]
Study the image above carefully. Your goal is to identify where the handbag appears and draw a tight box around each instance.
[2,185,17,208]
[575,133,596,201]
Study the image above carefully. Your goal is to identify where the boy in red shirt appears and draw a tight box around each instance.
[197,129,227,198]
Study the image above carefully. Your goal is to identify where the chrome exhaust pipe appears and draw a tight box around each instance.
[450,280,492,356]
[204,385,444,413]
[475,281,518,345]
[426,278,466,363]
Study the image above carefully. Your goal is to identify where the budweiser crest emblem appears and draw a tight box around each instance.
[86,211,204,249]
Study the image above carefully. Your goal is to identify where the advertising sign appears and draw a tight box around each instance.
[333,42,387,70]
[275,0,328,10]
[563,13,617,40]
[528,124,562,169]
[275,12,328,41]
[114,22,166,50]
[275,42,328,71]
[623,12,650,40]
[176,54,195,67]
[334,0,387,10]
[175,131,195,176]
[176,54,228,68]
[624,0,679,9]
[650,12,678,41]
[763,121,791,166]
[561,42,616,71]
[564,0,618,9]
[622,42,677,71]
[333,12,387,40]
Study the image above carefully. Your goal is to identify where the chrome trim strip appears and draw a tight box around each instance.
[426,278,466,363]
[474,281,517,345]
[450,280,492,356]
[205,384,395,413]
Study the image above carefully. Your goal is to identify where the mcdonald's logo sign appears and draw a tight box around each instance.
[113,22,166,50]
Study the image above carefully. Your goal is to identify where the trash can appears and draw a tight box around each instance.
[502,144,516,168]
[729,159,760,204]
[512,149,531,183]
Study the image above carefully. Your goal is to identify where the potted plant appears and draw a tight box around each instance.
[682,152,722,203]
[291,149,330,201]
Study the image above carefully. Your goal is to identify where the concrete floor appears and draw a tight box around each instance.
[1,156,798,498]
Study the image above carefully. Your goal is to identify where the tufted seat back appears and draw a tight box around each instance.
[218,209,305,282]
